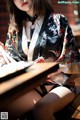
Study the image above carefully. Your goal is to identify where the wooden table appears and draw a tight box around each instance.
[60,62,80,74]
[0,62,58,119]
[0,62,80,119]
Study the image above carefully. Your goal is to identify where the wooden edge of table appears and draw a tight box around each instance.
[0,62,58,96]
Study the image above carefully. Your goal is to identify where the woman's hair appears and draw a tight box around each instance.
[6,0,53,32]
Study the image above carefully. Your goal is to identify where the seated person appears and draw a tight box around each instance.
[0,0,80,119]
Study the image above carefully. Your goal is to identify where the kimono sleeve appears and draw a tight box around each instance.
[57,14,80,63]
[5,32,22,61]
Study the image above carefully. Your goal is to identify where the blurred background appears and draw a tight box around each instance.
[0,0,80,49]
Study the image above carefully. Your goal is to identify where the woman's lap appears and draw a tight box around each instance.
[6,85,75,119]
[6,90,42,119]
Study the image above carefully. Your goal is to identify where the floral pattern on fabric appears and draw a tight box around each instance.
[5,13,80,63]
[6,31,18,50]
[5,30,21,61]
[41,14,80,63]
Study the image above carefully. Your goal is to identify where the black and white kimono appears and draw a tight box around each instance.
[5,13,80,93]
[5,13,80,62]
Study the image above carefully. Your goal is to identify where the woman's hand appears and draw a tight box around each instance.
[47,69,68,85]
[47,69,62,80]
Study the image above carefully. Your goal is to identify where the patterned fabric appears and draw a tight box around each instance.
[6,31,26,61]
[39,13,80,63]
[5,13,80,63]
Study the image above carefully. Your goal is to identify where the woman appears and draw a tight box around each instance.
[4,0,80,119]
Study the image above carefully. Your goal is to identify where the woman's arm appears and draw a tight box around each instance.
[56,14,80,63]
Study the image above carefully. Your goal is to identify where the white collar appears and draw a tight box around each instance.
[22,16,44,61]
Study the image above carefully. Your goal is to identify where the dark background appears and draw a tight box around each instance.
[0,0,80,46]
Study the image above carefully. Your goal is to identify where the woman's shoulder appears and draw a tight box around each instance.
[50,13,68,21]
[49,13,69,27]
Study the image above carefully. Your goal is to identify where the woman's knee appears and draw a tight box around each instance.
[6,90,41,118]
[33,98,47,117]
[33,93,56,120]
[33,103,53,120]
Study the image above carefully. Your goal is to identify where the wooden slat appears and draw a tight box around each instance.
[72,106,80,119]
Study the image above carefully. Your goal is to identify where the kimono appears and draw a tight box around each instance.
[5,13,80,93]
[5,13,80,63]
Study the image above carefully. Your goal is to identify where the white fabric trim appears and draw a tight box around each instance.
[22,27,29,55]
[22,16,44,62]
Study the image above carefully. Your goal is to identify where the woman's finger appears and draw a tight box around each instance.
[47,69,62,79]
